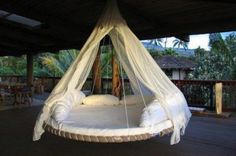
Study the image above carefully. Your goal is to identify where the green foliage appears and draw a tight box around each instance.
[163,48,178,56]
[148,48,178,59]
[148,38,163,47]
[39,49,79,77]
[190,47,232,80]
[0,49,79,77]
[1,33,235,81]
[0,56,26,75]
[172,39,189,50]
[190,32,236,80]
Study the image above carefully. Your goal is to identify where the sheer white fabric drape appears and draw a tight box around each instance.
[33,0,191,144]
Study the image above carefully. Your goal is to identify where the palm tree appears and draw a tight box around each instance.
[163,48,178,56]
[164,37,168,48]
[173,38,188,50]
[148,38,163,47]
[40,49,79,77]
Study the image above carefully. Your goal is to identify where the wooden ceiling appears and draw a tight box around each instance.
[0,0,236,56]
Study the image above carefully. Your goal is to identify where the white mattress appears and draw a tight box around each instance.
[46,104,172,136]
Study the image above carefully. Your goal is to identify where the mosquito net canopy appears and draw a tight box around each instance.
[33,0,191,145]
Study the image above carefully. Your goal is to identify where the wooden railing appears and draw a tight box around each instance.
[172,80,236,111]
[0,75,235,111]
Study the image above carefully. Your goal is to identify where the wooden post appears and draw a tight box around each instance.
[92,49,102,94]
[215,82,223,114]
[27,53,34,86]
[112,53,121,97]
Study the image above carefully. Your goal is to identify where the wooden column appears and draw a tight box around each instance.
[92,49,102,94]
[215,83,223,114]
[112,53,121,97]
[27,53,34,86]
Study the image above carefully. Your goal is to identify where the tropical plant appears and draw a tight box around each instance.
[190,32,236,80]
[148,38,163,47]
[163,48,178,56]
[190,47,232,80]
[173,38,188,50]
[39,49,79,77]
[0,56,27,75]
[210,33,236,79]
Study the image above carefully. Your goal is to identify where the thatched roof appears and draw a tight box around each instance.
[156,56,196,70]
[0,0,236,56]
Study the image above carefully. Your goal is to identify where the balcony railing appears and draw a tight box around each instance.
[0,75,235,111]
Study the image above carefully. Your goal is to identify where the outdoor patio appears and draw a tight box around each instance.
[0,1,236,156]
[0,104,235,156]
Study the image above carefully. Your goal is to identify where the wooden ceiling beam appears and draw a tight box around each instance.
[1,35,41,46]
[0,44,23,56]
[119,1,191,42]
[135,17,236,40]
[119,1,166,29]
[197,0,236,4]
[0,37,38,50]
[0,3,95,43]
[0,24,57,45]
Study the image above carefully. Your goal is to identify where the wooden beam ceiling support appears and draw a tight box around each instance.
[134,15,236,41]
[0,3,94,43]
[0,38,33,50]
[197,0,236,4]
[0,46,22,56]
[0,24,57,46]
[0,18,67,43]
[0,43,21,52]
[119,1,192,42]
[119,0,167,30]
[27,53,34,86]
[0,36,40,49]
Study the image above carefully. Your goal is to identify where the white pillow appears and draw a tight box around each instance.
[51,90,85,122]
[69,90,86,106]
[51,102,70,122]
[120,95,155,105]
[82,94,119,106]
[139,100,168,127]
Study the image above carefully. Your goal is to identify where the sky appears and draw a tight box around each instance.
[146,31,235,50]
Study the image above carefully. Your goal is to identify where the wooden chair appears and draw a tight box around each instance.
[14,86,33,106]
[0,88,14,105]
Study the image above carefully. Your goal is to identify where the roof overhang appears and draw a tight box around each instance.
[1,0,236,56]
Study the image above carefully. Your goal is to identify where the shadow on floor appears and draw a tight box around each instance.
[0,106,235,156]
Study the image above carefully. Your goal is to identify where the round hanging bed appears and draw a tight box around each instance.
[43,104,173,143]
[33,0,191,145]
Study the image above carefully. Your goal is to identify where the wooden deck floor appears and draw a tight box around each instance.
[0,106,235,156]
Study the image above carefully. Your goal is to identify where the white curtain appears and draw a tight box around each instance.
[33,0,191,145]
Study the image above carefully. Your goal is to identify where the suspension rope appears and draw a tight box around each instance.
[119,60,130,128]
[114,30,130,128]
[133,71,148,108]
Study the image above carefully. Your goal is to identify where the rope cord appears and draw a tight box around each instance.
[133,71,148,108]
[119,60,130,128]
[114,30,129,129]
